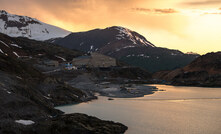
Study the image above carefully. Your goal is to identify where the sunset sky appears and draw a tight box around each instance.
[1,0,221,54]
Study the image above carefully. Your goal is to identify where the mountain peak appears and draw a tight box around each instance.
[0,10,8,15]
[106,26,155,47]
[0,10,71,41]
[107,26,130,30]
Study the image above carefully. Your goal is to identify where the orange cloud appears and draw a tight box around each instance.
[154,8,178,14]
[204,12,221,15]
[0,0,185,34]
[182,0,221,6]
[132,8,178,14]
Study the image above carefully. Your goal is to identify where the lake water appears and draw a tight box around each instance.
[56,85,221,134]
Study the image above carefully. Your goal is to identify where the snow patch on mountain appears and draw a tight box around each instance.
[10,44,22,48]
[0,40,10,48]
[0,48,4,54]
[55,55,66,61]
[114,26,155,47]
[13,51,20,57]
[115,45,137,52]
[126,54,150,58]
[15,120,35,125]
[0,10,71,41]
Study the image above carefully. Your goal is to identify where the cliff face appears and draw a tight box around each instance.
[153,52,221,87]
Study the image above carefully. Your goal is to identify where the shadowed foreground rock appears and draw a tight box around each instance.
[0,113,127,134]
[0,34,128,134]
[37,113,127,134]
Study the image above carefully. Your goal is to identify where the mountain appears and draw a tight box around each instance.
[0,10,71,40]
[53,26,199,72]
[153,52,221,87]
[0,32,83,62]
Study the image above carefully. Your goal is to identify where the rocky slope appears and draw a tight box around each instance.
[0,10,70,40]
[153,52,221,87]
[53,26,199,72]
[0,32,83,62]
[0,33,127,134]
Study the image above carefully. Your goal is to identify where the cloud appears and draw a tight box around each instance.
[202,8,221,15]
[0,0,188,36]
[132,8,178,14]
[182,0,221,6]
[154,8,178,14]
[204,12,221,15]
[132,8,151,12]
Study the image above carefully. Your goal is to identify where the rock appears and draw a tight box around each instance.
[108,98,114,100]
[0,114,128,134]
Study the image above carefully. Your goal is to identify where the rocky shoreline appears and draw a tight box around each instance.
[0,113,127,134]
[0,54,128,134]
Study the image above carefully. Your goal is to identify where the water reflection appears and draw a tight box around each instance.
[56,85,221,134]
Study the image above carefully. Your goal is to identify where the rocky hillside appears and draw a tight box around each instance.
[0,32,83,62]
[153,52,221,87]
[53,26,199,72]
[0,33,127,134]
[0,10,70,40]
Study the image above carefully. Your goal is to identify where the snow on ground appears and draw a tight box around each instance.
[43,96,52,100]
[55,55,66,61]
[114,26,155,47]
[16,76,22,79]
[2,88,11,94]
[80,42,84,46]
[13,52,20,57]
[10,44,22,48]
[123,45,136,49]
[126,54,150,58]
[15,120,35,125]
[0,10,71,41]
[0,40,10,48]
[0,48,4,54]
[115,45,137,52]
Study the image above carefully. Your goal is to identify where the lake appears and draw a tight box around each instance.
[56,85,221,134]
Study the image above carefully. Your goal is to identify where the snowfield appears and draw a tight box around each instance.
[0,10,71,41]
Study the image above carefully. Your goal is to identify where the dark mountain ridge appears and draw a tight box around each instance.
[153,52,221,87]
[53,26,199,72]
